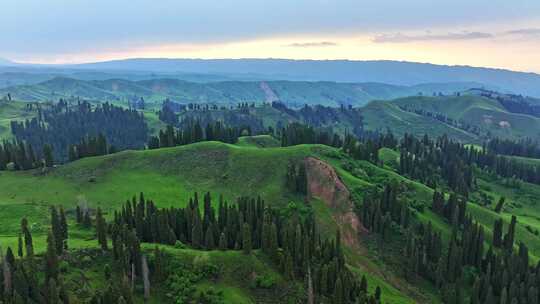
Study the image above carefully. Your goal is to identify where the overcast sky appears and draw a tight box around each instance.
[3,0,540,72]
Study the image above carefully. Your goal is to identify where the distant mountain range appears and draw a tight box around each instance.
[1,58,540,97]
[0,77,485,107]
[68,58,540,97]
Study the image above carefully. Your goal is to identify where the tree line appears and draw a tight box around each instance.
[486,137,540,159]
[11,100,148,162]
[148,120,250,149]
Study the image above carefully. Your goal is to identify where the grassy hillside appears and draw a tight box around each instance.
[0,100,37,139]
[0,141,436,303]
[388,95,540,140]
[360,100,480,142]
[2,136,540,302]
[0,77,480,107]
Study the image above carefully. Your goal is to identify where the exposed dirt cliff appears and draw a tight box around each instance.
[304,157,366,247]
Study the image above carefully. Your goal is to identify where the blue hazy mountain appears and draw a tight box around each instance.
[66,58,540,97]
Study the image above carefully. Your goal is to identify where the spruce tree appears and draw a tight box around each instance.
[96,207,108,250]
[45,230,59,282]
[17,234,23,258]
[205,226,215,250]
[333,276,345,304]
[21,218,33,257]
[242,223,252,254]
[59,206,68,250]
[191,213,203,249]
[50,207,63,255]
[43,144,54,167]
[218,232,227,250]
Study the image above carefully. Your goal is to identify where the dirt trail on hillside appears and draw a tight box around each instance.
[260,82,279,103]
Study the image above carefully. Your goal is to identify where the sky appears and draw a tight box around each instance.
[3,0,540,72]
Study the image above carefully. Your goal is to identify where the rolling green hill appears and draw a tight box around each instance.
[0,77,481,107]
[0,100,38,139]
[360,99,480,142]
[0,141,429,303]
[348,94,540,142]
[1,138,540,302]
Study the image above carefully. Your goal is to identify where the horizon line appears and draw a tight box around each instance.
[4,56,540,75]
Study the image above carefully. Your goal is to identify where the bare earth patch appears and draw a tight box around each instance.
[304,157,367,248]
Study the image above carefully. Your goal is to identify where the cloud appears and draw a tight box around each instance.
[505,28,540,36]
[373,31,493,43]
[284,41,338,48]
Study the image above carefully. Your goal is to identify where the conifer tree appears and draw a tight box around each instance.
[493,219,503,248]
[75,205,82,223]
[43,144,54,167]
[45,230,59,282]
[21,218,33,257]
[96,207,108,250]
[205,226,215,250]
[218,232,227,250]
[83,209,92,228]
[242,223,252,254]
[59,206,68,250]
[17,234,23,258]
[495,197,505,213]
[153,247,164,283]
[50,207,63,255]
[191,213,203,249]
[48,278,60,304]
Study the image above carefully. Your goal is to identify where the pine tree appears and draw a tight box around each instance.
[218,232,227,250]
[17,234,23,258]
[96,207,108,250]
[334,277,344,304]
[242,223,252,254]
[45,230,59,282]
[21,218,33,257]
[205,226,215,250]
[76,205,82,223]
[191,213,203,249]
[83,209,92,228]
[48,278,60,304]
[59,206,68,250]
[504,215,517,250]
[153,247,164,283]
[43,144,54,167]
[269,222,279,260]
[50,207,63,255]
[495,197,505,213]
[493,219,503,248]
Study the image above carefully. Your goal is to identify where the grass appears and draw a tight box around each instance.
[0,100,38,139]
[361,100,479,142]
[388,94,540,141]
[3,139,539,302]
[0,141,429,303]
[236,135,280,148]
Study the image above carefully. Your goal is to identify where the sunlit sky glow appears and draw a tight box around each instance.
[3,0,540,72]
